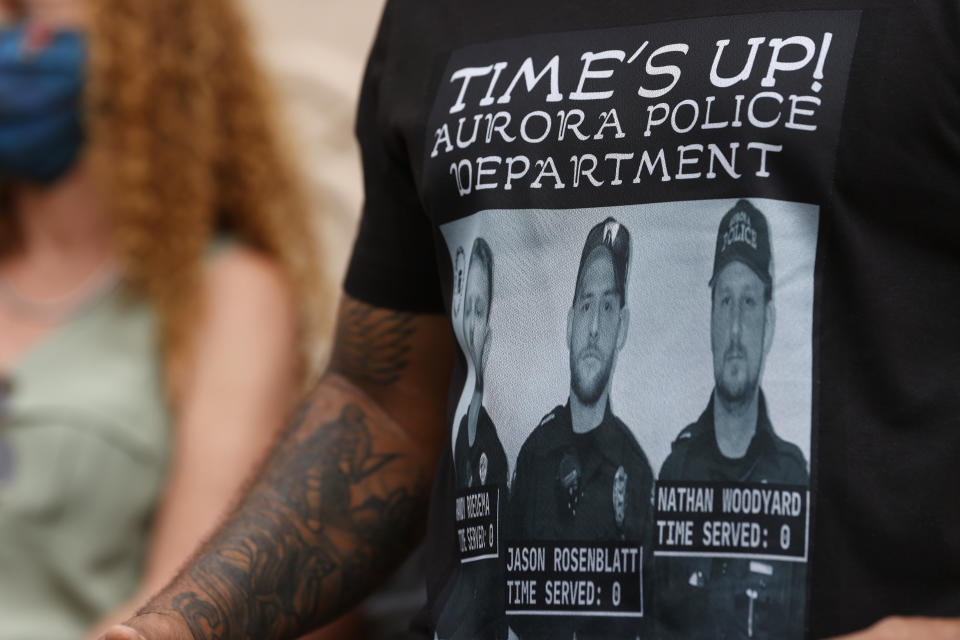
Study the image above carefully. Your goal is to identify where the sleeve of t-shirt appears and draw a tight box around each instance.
[343,0,444,313]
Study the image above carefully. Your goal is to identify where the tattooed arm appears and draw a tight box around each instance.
[102,295,455,640]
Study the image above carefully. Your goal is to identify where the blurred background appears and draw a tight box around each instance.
[241,0,387,358]
[0,1,423,638]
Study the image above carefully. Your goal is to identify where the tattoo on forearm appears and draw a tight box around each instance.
[332,300,415,385]
[162,397,429,640]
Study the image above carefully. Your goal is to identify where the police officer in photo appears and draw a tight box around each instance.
[657,199,809,640]
[454,237,508,494]
[438,237,509,640]
[509,218,654,640]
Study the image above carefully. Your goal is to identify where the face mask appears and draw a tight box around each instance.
[0,25,86,184]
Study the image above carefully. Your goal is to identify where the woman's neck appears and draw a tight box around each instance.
[4,162,113,296]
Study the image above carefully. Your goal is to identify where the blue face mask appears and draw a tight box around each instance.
[0,25,86,184]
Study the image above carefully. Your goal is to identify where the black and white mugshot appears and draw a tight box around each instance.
[438,237,510,640]
[506,218,655,640]
[656,199,809,640]
[509,217,654,543]
[454,237,508,492]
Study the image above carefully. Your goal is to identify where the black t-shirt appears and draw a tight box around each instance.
[344,1,960,638]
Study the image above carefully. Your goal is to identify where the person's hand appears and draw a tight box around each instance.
[97,613,192,640]
[829,616,960,639]
[100,626,146,640]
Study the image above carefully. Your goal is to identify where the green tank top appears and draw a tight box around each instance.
[0,284,171,639]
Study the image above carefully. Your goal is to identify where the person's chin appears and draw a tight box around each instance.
[719,379,751,405]
[573,373,606,406]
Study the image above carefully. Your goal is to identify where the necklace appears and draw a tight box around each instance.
[0,260,120,322]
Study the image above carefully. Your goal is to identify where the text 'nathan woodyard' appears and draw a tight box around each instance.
[654,482,809,559]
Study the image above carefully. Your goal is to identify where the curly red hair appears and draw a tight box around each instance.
[77,0,327,384]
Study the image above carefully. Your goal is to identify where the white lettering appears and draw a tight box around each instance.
[638,43,689,98]
[571,50,625,100]
[497,56,563,104]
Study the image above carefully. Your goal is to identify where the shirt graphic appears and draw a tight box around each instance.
[424,10,859,639]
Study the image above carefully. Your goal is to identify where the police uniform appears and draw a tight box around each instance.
[437,407,509,640]
[509,402,654,640]
[454,406,508,491]
[655,391,809,640]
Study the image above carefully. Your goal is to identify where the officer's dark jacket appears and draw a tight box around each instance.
[509,401,654,542]
[660,391,808,484]
[454,405,508,491]
[655,390,809,640]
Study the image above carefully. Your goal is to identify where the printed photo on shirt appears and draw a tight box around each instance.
[439,237,510,640]
[654,199,810,640]
[441,197,816,639]
[507,215,654,539]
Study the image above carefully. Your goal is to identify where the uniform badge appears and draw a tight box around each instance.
[613,465,627,529]
[478,452,488,485]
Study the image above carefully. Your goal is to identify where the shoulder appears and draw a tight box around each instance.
[659,421,701,480]
[517,405,565,460]
[511,406,563,497]
[454,413,468,449]
[670,419,705,453]
[202,245,294,316]
[194,246,298,356]
[538,405,563,428]
[172,246,299,403]
[479,405,497,431]
[478,407,507,454]
[607,415,653,477]
[769,432,810,483]
[531,404,565,441]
